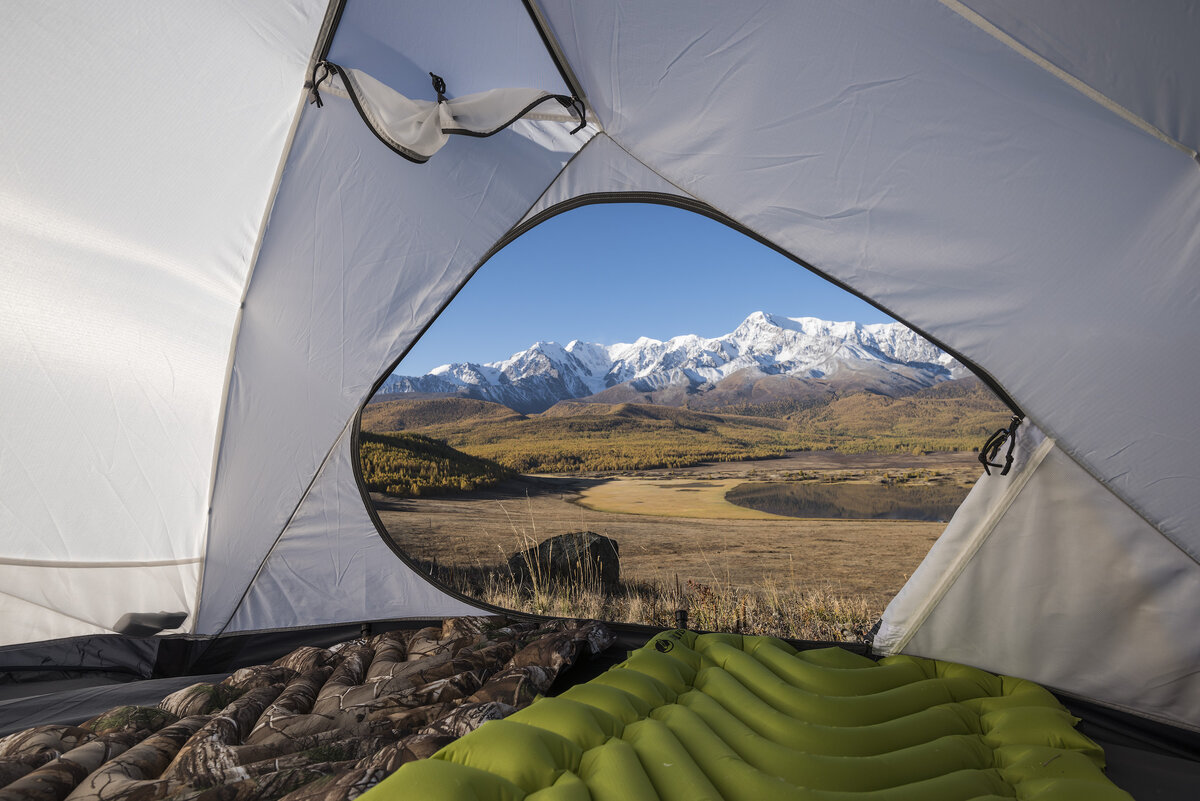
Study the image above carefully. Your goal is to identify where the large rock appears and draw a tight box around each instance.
[507,532,620,592]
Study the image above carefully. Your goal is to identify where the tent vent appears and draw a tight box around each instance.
[307,60,585,163]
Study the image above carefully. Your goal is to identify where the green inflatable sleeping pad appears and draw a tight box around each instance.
[362,630,1132,800]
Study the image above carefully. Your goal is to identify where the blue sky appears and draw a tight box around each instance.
[397,203,895,376]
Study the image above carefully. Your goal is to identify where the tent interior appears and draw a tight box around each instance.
[3,1,1199,798]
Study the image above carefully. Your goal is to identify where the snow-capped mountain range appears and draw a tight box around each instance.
[380,312,968,414]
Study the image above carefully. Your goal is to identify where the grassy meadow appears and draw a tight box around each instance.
[426,562,877,643]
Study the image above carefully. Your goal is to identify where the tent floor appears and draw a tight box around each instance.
[1100,742,1200,800]
[3,622,1198,799]
[0,672,231,737]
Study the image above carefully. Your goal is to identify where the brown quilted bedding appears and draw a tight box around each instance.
[0,617,613,801]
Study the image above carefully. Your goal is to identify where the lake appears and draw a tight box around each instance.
[725,481,971,522]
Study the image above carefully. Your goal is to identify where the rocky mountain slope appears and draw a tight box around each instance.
[380,312,966,414]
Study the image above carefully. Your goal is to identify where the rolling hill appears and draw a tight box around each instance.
[361,377,1011,474]
[361,396,524,431]
[359,431,513,497]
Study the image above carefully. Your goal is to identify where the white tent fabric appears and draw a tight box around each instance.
[224,423,483,633]
[956,0,1200,155]
[518,134,697,226]
[2,0,1199,731]
[877,425,1200,730]
[196,79,587,636]
[1,2,328,642]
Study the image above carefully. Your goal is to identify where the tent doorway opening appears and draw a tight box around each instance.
[357,202,1011,641]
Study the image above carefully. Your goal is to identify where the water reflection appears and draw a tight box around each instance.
[725,481,970,522]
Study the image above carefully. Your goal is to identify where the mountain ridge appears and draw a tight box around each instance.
[380,312,968,414]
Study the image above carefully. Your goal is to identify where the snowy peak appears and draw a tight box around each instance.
[380,312,967,413]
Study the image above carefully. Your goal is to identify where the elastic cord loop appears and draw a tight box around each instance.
[567,97,586,134]
[979,415,1023,476]
[430,72,448,103]
[308,61,333,108]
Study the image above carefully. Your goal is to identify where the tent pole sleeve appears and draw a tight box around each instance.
[196,5,343,636]
[312,0,348,66]
[523,0,589,106]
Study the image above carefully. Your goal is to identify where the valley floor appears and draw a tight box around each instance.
[372,451,981,612]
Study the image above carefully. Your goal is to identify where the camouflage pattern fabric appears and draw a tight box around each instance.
[0,618,613,801]
[0,725,98,792]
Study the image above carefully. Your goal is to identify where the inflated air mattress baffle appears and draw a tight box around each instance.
[363,631,1132,801]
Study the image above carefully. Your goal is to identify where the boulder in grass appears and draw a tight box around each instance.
[506,532,620,592]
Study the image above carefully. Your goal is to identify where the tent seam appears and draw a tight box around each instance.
[0,557,201,568]
[195,0,344,637]
[938,0,1197,161]
[514,131,612,227]
[211,416,358,640]
[599,136,707,206]
[522,0,590,105]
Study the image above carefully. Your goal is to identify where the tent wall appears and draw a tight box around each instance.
[0,2,328,645]
[197,89,588,635]
[224,423,483,634]
[877,425,1200,732]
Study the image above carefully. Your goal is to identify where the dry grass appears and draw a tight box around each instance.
[422,560,877,642]
[374,476,949,611]
[372,452,986,642]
